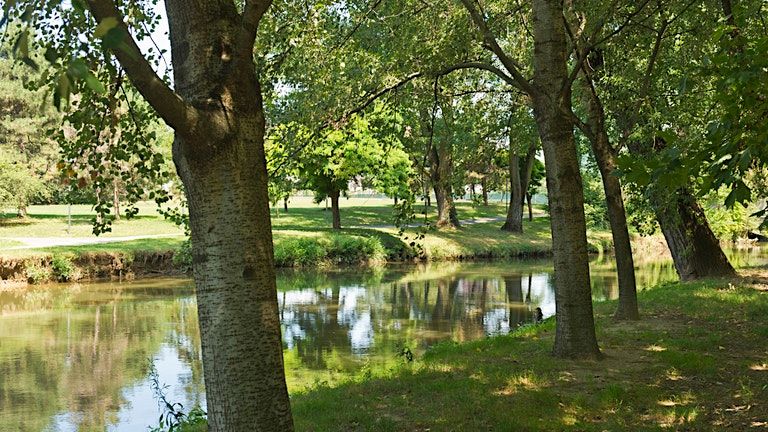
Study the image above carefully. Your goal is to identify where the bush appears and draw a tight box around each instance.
[51,254,77,282]
[25,262,52,284]
[273,234,387,267]
[173,238,193,270]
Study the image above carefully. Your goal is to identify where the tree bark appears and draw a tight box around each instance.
[481,178,489,205]
[578,77,639,320]
[530,0,601,359]
[526,193,533,221]
[429,142,460,228]
[83,1,295,429]
[501,146,523,233]
[654,188,735,280]
[112,182,121,221]
[330,188,342,229]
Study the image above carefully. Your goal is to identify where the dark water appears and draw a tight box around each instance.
[0,248,765,431]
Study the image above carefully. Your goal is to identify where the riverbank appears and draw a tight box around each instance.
[286,270,768,431]
[0,216,614,285]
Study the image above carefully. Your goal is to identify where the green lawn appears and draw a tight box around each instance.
[1,198,560,265]
[289,271,768,431]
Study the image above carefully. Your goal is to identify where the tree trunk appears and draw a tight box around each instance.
[531,0,600,359]
[394,195,399,205]
[163,4,293,430]
[481,177,489,205]
[429,143,460,228]
[579,77,639,320]
[283,196,288,212]
[527,193,533,221]
[112,182,121,221]
[501,147,523,233]
[655,188,735,280]
[470,183,476,201]
[176,135,293,430]
[85,1,293,429]
[330,188,341,230]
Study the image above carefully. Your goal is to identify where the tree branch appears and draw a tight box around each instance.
[239,0,273,55]
[459,0,536,95]
[434,61,523,91]
[86,0,197,134]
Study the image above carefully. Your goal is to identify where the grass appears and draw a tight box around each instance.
[288,271,768,431]
[1,198,577,267]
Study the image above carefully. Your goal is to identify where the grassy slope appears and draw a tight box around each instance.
[291,272,768,431]
[2,199,602,265]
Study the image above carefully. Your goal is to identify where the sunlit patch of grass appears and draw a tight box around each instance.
[749,363,768,371]
[645,344,667,352]
[494,370,547,395]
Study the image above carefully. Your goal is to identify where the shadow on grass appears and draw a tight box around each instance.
[290,278,768,431]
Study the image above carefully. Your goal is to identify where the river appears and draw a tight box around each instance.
[0,248,765,431]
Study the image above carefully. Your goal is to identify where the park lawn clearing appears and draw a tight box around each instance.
[291,271,768,431]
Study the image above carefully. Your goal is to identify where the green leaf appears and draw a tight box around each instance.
[84,72,107,94]
[44,47,58,63]
[94,17,119,39]
[13,29,29,59]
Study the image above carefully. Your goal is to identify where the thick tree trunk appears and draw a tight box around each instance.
[163,4,294,430]
[579,77,639,320]
[531,0,600,359]
[430,144,460,228]
[85,1,293,429]
[330,189,341,230]
[175,133,293,430]
[655,188,735,280]
[501,147,523,232]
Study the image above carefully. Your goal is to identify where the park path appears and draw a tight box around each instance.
[0,233,185,250]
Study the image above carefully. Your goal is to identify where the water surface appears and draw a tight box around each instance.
[0,248,764,431]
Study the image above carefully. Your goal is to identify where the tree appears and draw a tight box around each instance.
[459,0,601,358]
[5,0,294,429]
[500,106,538,232]
[602,1,736,281]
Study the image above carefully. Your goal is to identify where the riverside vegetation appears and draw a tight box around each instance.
[0,198,613,285]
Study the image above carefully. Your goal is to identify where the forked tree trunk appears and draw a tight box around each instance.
[579,77,639,320]
[654,188,735,280]
[531,0,600,359]
[430,143,460,228]
[501,147,523,232]
[330,188,341,230]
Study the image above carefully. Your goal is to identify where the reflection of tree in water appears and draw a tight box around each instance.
[287,287,356,370]
[0,284,204,432]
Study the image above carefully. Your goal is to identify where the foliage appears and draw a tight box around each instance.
[51,253,76,282]
[147,360,207,432]
[24,262,51,284]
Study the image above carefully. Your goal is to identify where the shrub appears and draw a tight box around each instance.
[25,262,52,284]
[173,238,193,270]
[51,254,77,282]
